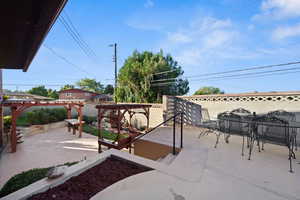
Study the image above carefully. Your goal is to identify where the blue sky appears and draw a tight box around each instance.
[5,0,300,94]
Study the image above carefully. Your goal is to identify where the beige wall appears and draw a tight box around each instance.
[126,104,163,128]
[180,93,300,120]
[81,103,164,128]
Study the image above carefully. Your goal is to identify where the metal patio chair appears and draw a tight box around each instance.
[268,110,298,151]
[217,111,252,155]
[198,108,221,147]
[250,114,297,172]
[198,108,218,136]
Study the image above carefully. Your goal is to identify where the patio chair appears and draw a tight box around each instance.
[217,111,252,155]
[197,108,221,147]
[250,115,296,172]
[267,110,298,150]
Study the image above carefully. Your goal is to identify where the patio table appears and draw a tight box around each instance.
[65,119,85,137]
[216,115,299,172]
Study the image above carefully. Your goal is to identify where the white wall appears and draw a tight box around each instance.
[180,93,300,120]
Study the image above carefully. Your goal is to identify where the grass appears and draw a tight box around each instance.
[82,124,128,141]
[0,161,78,198]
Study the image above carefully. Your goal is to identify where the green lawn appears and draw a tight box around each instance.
[82,124,128,141]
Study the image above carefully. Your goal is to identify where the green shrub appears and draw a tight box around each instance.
[83,116,97,125]
[3,116,12,131]
[82,124,128,141]
[0,161,78,198]
[25,108,67,125]
[16,116,30,127]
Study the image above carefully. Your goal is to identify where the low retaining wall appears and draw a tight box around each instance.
[134,139,180,160]
[20,121,66,137]
[0,149,170,200]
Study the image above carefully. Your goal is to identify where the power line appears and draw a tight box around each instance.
[151,69,178,76]
[151,61,300,83]
[190,69,300,83]
[43,44,95,77]
[62,11,98,60]
[59,13,98,63]
[189,66,300,82]
[4,84,65,87]
[187,61,300,78]
[151,67,300,86]
[59,16,94,61]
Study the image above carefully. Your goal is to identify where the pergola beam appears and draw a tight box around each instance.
[2,101,84,153]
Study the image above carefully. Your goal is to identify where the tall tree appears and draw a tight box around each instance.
[76,78,104,93]
[194,86,224,95]
[47,89,59,99]
[104,84,114,95]
[116,50,189,103]
[28,86,48,97]
[60,84,75,91]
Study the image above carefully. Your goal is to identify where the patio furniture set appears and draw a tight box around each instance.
[199,108,299,172]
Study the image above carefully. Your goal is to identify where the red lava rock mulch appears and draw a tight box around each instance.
[29,156,152,200]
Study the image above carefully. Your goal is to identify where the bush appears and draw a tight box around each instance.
[26,108,67,125]
[3,116,11,129]
[82,124,128,141]
[0,161,78,198]
[83,116,97,125]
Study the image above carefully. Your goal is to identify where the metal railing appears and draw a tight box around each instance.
[130,112,184,155]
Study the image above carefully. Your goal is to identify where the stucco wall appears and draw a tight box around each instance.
[82,103,164,128]
[179,92,300,120]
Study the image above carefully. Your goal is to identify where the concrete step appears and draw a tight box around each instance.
[157,153,177,165]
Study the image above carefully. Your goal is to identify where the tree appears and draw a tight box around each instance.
[116,50,189,103]
[76,78,104,93]
[47,89,59,99]
[194,86,224,95]
[28,86,48,97]
[60,84,75,91]
[104,84,114,95]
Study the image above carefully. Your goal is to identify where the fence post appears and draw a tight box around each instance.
[180,112,183,148]
[173,115,176,155]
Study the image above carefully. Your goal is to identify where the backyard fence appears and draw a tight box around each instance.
[163,96,202,127]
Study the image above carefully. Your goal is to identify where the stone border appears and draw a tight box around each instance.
[0,149,170,200]
[20,121,66,137]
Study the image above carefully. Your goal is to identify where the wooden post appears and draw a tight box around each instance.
[146,107,150,129]
[98,109,102,153]
[10,107,17,153]
[67,105,71,132]
[78,105,83,138]
[117,109,121,138]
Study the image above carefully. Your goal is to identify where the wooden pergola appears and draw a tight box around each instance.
[2,100,84,153]
[96,104,152,153]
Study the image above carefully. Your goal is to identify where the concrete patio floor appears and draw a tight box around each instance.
[0,128,100,188]
[1,126,300,200]
[94,126,300,200]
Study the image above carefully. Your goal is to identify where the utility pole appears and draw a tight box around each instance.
[109,43,117,103]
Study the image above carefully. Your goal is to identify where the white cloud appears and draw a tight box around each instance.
[167,32,192,43]
[144,0,154,8]
[272,23,300,40]
[254,0,300,20]
[160,17,244,66]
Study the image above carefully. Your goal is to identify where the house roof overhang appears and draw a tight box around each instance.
[0,0,67,71]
